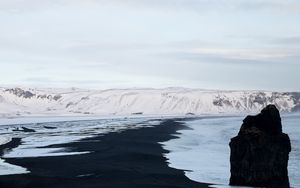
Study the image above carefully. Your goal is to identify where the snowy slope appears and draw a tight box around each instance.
[0,87,299,117]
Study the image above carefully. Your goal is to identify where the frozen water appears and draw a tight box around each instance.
[162,114,300,188]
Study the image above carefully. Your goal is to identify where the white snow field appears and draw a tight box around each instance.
[0,87,299,118]
[162,114,300,188]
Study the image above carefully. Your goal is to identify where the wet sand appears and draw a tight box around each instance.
[0,119,208,188]
[0,138,21,157]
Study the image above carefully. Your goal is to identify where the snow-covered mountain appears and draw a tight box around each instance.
[0,87,299,117]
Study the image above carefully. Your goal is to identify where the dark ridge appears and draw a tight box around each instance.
[5,88,35,99]
[0,119,208,188]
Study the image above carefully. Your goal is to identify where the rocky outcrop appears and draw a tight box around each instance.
[12,127,36,133]
[229,105,291,188]
[5,88,35,98]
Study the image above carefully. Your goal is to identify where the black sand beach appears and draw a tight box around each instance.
[0,138,21,156]
[0,119,208,188]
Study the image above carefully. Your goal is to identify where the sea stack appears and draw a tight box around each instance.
[229,105,291,188]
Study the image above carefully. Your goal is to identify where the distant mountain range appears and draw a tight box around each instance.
[0,87,299,118]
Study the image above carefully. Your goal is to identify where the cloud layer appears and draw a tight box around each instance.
[0,0,299,91]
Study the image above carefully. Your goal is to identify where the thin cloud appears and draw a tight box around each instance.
[191,48,298,60]
[160,47,300,65]
[269,36,300,46]
[1,0,300,13]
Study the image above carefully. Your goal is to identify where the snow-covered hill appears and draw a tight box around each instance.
[0,87,299,117]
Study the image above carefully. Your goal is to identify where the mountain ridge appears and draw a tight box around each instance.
[0,87,299,118]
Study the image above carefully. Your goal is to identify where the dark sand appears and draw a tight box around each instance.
[0,138,21,156]
[0,119,208,188]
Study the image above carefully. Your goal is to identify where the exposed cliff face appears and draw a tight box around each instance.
[229,105,291,188]
[5,88,35,99]
[0,87,300,117]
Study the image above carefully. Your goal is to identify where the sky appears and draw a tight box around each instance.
[0,0,300,91]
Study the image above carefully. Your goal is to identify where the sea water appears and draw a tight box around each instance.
[162,114,300,188]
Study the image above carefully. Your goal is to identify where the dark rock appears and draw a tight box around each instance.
[240,104,282,135]
[43,126,57,129]
[186,112,195,116]
[131,112,143,115]
[229,104,291,188]
[66,102,74,108]
[13,127,36,132]
[213,97,233,107]
[53,95,62,101]
[5,88,35,98]
[21,127,36,132]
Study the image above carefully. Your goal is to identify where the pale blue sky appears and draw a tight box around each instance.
[0,0,300,91]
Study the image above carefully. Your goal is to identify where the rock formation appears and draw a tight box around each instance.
[229,105,291,188]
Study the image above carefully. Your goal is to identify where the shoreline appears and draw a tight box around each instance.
[0,119,209,188]
[0,113,247,127]
[0,114,190,126]
[0,138,22,157]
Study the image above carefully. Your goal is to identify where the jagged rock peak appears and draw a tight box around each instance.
[240,104,282,135]
[230,104,291,187]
